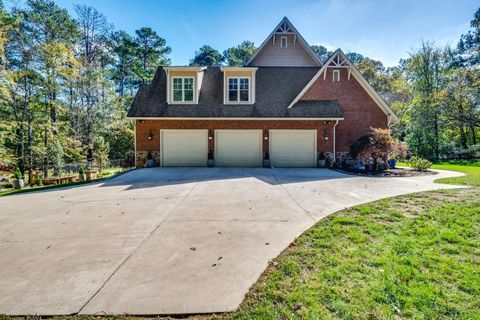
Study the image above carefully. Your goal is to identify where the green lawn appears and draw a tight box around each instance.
[226,162,480,319]
[399,160,480,186]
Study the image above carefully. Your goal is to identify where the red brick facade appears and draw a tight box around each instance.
[134,68,388,167]
[300,67,388,152]
[135,119,335,167]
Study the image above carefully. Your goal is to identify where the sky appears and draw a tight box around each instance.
[47,0,480,67]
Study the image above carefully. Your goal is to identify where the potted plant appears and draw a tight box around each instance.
[207,151,214,167]
[34,176,42,186]
[12,167,24,189]
[263,152,271,168]
[145,151,155,167]
[79,166,87,181]
[317,152,326,168]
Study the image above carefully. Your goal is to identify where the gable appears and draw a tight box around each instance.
[246,17,322,67]
[287,49,398,124]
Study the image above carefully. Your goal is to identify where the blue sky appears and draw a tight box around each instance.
[52,0,478,67]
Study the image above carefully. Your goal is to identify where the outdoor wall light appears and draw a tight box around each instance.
[140,120,145,124]
[264,129,269,140]
[208,136,213,140]
[324,129,329,140]
[147,130,154,140]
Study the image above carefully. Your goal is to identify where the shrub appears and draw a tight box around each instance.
[14,167,22,180]
[35,176,42,186]
[79,166,85,175]
[350,127,395,171]
[407,156,432,171]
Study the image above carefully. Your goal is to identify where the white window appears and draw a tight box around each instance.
[280,36,288,48]
[333,70,340,82]
[228,77,250,103]
[172,77,194,102]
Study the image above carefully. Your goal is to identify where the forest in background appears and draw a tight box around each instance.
[0,1,479,177]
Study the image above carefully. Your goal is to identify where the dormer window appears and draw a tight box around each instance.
[172,77,194,102]
[333,70,340,82]
[228,77,250,102]
[280,36,288,48]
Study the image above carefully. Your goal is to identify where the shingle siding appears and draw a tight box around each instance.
[249,34,319,67]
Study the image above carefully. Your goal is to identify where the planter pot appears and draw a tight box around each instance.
[79,174,87,181]
[86,170,97,181]
[263,159,271,168]
[388,159,397,168]
[146,159,155,168]
[13,178,24,189]
[317,159,326,168]
[207,159,214,167]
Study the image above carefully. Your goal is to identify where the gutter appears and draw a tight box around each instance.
[333,120,339,159]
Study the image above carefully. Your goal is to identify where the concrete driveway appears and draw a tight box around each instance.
[0,168,463,315]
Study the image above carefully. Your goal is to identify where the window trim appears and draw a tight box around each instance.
[171,76,195,104]
[333,70,340,82]
[280,36,288,48]
[226,76,251,104]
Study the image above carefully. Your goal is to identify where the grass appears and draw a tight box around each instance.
[0,167,126,197]
[399,160,480,186]
[227,188,480,319]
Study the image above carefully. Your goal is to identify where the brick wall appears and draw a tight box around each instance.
[300,67,388,152]
[135,119,334,167]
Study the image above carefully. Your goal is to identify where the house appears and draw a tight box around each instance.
[127,17,398,168]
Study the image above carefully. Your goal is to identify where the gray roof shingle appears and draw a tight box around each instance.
[127,66,344,119]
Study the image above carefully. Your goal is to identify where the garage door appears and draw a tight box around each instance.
[160,129,208,166]
[215,130,262,167]
[269,130,317,167]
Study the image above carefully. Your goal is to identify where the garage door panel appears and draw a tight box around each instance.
[270,130,316,167]
[215,130,262,167]
[161,130,208,167]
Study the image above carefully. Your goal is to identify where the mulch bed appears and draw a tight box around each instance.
[334,167,438,177]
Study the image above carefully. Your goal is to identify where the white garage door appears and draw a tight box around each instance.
[269,130,317,167]
[215,130,263,167]
[160,129,208,167]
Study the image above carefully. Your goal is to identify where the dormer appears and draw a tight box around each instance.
[220,67,258,105]
[246,17,322,67]
[165,66,206,104]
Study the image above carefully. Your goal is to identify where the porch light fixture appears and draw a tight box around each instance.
[147,130,154,140]
[324,129,329,141]
[208,130,214,140]
[263,129,269,140]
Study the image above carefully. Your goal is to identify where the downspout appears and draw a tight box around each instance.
[333,120,339,161]
[387,114,392,129]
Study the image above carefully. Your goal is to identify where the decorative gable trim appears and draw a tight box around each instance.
[245,17,322,67]
[287,49,399,123]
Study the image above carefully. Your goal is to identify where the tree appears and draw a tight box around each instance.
[310,45,332,63]
[93,136,109,173]
[133,27,171,85]
[350,127,399,171]
[223,41,256,66]
[190,45,224,67]
[109,30,137,96]
[404,42,446,160]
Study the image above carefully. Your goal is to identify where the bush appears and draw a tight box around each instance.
[14,167,22,180]
[79,166,85,175]
[407,156,432,171]
[35,176,42,186]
